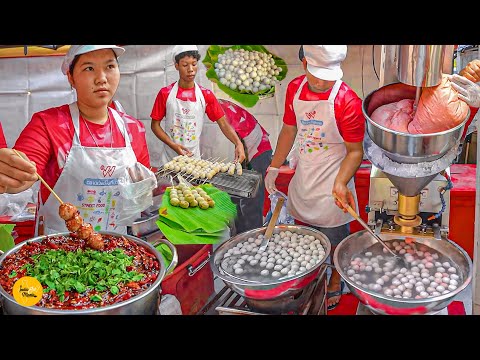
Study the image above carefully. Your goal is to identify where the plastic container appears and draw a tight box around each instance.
[161,243,214,315]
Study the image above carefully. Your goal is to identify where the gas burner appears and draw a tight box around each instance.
[197,265,328,315]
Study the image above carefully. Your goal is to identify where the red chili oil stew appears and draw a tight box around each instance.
[0,234,160,310]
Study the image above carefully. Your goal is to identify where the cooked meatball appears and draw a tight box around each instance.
[76,223,93,240]
[59,202,77,221]
[86,232,104,250]
[66,214,83,232]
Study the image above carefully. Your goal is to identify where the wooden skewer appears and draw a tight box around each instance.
[13,149,64,205]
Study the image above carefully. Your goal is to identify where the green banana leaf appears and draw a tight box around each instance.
[203,45,288,108]
[0,224,15,252]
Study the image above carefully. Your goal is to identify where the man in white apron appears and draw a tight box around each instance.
[265,45,365,311]
[0,45,155,236]
[450,59,480,162]
[150,45,245,166]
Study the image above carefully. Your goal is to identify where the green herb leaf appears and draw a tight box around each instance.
[8,270,17,278]
[90,294,102,302]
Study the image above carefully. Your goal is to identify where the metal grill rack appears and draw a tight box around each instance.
[156,169,262,198]
[197,265,328,315]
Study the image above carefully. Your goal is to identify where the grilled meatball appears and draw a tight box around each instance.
[86,232,104,250]
[76,223,93,240]
[66,214,83,232]
[59,202,77,221]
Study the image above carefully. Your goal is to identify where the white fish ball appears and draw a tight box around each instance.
[447,284,457,291]
[448,267,457,274]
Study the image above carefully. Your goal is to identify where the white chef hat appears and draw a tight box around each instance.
[303,45,347,81]
[61,45,125,75]
[171,45,199,64]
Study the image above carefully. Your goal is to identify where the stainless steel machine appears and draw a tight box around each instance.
[364,45,467,240]
[332,45,473,315]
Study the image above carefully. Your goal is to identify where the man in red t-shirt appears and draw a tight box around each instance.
[218,98,272,233]
[0,45,153,236]
[150,45,245,166]
[0,121,7,148]
[264,45,366,311]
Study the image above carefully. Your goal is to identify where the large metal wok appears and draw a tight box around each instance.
[0,232,177,315]
[211,225,331,313]
[333,230,472,315]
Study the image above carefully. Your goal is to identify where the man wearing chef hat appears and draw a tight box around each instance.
[265,45,365,311]
[150,45,245,166]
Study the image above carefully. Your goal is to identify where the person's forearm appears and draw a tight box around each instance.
[216,117,243,147]
[151,121,177,151]
[270,124,297,168]
[334,147,363,186]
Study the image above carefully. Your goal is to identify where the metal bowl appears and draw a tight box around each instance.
[333,230,472,315]
[0,232,177,315]
[211,225,331,313]
[363,82,470,164]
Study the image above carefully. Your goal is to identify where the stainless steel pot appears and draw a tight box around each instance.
[0,232,178,315]
[211,225,331,313]
[333,230,472,315]
[363,82,470,164]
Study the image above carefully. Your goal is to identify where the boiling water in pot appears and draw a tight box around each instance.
[220,230,326,282]
[344,240,461,299]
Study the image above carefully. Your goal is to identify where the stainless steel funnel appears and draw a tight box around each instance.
[363,82,469,164]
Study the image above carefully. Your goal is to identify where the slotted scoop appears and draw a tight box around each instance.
[333,194,408,268]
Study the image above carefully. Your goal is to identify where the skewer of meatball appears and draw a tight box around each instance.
[59,203,105,250]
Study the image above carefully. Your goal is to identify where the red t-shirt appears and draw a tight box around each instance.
[14,104,150,204]
[283,75,365,142]
[0,122,6,148]
[218,99,272,160]
[150,82,224,122]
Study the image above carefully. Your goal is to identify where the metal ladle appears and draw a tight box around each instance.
[333,194,407,267]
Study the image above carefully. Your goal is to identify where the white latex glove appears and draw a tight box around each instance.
[450,74,480,108]
[264,167,280,194]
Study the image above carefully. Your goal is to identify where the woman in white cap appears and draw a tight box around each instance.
[264,45,365,311]
[150,45,245,165]
[0,45,153,235]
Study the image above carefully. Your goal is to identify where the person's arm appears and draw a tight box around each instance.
[216,116,245,163]
[332,141,363,212]
[270,124,297,168]
[150,120,192,156]
[0,148,38,194]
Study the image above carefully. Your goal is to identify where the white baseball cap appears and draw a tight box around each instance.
[61,45,125,75]
[303,45,347,81]
[171,45,199,63]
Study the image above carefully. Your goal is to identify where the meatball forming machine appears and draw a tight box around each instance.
[363,45,469,240]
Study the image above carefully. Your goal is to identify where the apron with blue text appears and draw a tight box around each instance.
[35,103,138,235]
[287,78,358,227]
[158,82,206,165]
